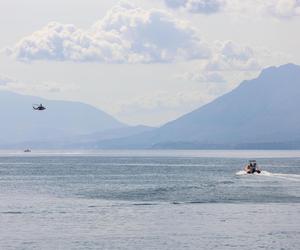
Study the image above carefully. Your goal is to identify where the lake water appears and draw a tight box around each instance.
[0,150,300,249]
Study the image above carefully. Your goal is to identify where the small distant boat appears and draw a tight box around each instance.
[24,149,31,153]
[244,160,261,174]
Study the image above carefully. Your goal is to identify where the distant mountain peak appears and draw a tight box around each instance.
[95,63,300,149]
[259,63,300,78]
[2,63,300,149]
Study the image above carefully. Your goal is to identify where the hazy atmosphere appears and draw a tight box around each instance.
[1,1,300,250]
[1,0,299,126]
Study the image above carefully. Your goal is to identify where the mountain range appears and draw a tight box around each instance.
[91,63,300,149]
[0,91,125,147]
[1,63,300,149]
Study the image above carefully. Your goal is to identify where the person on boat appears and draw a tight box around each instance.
[244,161,261,174]
[244,163,253,174]
[253,162,261,173]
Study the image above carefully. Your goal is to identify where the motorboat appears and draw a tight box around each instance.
[244,160,261,174]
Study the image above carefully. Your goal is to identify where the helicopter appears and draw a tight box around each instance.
[33,104,46,111]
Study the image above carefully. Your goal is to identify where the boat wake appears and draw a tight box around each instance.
[236,170,300,181]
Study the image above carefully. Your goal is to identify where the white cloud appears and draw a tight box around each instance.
[164,0,226,14]
[176,41,261,86]
[7,2,210,63]
[262,0,300,19]
[204,41,261,71]
[163,0,300,19]
[6,1,294,66]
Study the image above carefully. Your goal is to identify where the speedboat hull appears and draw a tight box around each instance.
[246,169,261,174]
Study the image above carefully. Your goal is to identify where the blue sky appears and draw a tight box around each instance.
[0,0,299,126]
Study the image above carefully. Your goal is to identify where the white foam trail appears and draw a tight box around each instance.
[259,171,300,182]
[235,170,264,176]
[236,170,247,176]
[236,170,300,181]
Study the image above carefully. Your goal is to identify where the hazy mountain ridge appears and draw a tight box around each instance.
[155,64,300,143]
[93,63,300,149]
[0,91,126,146]
[1,63,300,149]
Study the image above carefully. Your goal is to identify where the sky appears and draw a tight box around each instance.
[0,0,299,126]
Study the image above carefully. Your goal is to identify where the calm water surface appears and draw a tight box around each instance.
[0,150,299,249]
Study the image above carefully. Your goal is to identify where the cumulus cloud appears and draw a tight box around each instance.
[176,41,260,84]
[163,0,300,19]
[7,2,210,63]
[164,0,226,14]
[204,41,261,71]
[262,0,300,19]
